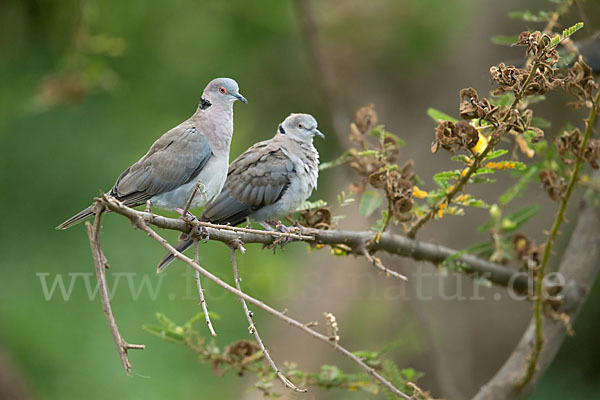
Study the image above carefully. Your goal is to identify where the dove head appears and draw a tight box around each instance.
[279,113,325,142]
[201,78,247,109]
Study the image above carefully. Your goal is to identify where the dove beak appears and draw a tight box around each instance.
[235,93,248,104]
[313,128,325,139]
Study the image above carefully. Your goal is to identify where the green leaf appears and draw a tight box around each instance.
[401,368,424,382]
[451,154,472,163]
[370,209,388,231]
[359,191,383,217]
[473,167,495,176]
[384,131,406,148]
[501,204,540,232]
[549,22,584,48]
[491,92,514,108]
[469,176,496,184]
[442,241,495,268]
[376,338,404,358]
[427,107,458,123]
[357,150,379,157]
[369,125,386,143]
[319,365,342,383]
[462,197,489,208]
[319,151,351,171]
[508,10,549,22]
[295,199,327,212]
[433,170,460,188]
[531,116,551,129]
[491,35,518,45]
[484,149,509,161]
[156,312,177,330]
[499,165,540,206]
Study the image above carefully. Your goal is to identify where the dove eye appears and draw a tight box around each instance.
[218,86,227,94]
[298,123,304,129]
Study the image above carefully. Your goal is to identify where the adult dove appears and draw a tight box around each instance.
[157,113,324,271]
[56,77,247,230]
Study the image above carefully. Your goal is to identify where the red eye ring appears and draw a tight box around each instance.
[218,86,227,94]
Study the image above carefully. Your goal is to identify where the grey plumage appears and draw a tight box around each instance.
[56,77,247,230]
[157,113,324,271]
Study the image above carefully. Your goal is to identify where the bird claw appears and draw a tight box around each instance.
[176,208,209,242]
[259,220,294,251]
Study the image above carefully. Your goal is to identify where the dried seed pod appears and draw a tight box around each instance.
[539,169,566,201]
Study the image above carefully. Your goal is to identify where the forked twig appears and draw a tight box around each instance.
[230,246,306,393]
[360,245,408,281]
[85,207,145,373]
[194,239,216,336]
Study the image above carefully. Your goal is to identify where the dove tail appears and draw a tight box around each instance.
[157,237,194,272]
[56,206,94,230]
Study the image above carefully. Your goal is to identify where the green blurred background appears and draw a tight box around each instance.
[1,0,600,399]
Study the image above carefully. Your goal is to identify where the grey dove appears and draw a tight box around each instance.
[157,113,324,271]
[56,77,247,230]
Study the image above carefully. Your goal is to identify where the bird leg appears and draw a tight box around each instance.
[176,207,209,243]
[259,220,295,250]
[145,200,152,214]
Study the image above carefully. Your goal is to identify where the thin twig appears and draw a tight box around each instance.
[230,246,306,393]
[117,207,410,399]
[360,246,408,281]
[101,194,532,293]
[85,208,144,373]
[194,239,216,336]
[521,89,600,387]
[182,181,204,217]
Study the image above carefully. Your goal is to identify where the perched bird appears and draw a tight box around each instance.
[56,78,247,230]
[157,113,324,271]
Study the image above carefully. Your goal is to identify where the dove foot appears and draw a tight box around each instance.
[176,208,209,243]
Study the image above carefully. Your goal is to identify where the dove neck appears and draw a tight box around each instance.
[194,101,234,151]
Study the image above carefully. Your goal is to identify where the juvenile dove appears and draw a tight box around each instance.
[157,113,324,271]
[57,78,247,230]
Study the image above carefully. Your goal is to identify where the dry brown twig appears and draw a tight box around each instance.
[360,245,408,281]
[230,246,306,393]
[194,239,216,337]
[85,205,144,373]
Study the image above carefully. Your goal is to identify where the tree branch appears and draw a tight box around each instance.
[194,239,216,337]
[473,190,600,400]
[85,206,145,373]
[230,246,306,393]
[101,194,531,293]
[111,197,411,398]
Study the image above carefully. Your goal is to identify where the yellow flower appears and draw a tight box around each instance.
[437,202,447,219]
[485,161,516,170]
[581,174,590,183]
[412,186,428,199]
[456,194,470,203]
[473,132,488,154]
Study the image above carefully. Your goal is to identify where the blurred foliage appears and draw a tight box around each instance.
[144,312,431,399]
